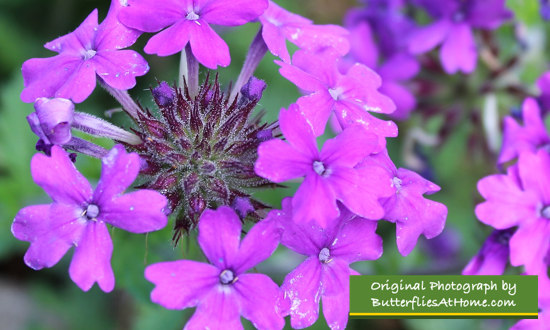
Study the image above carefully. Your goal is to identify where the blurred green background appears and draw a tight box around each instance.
[0,0,546,329]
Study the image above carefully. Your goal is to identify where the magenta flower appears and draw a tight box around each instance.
[119,0,268,69]
[145,206,284,329]
[21,0,148,103]
[408,0,512,74]
[27,98,75,153]
[499,98,550,165]
[360,152,447,256]
[462,229,513,275]
[476,151,550,274]
[259,0,349,63]
[277,50,396,139]
[12,145,168,292]
[255,104,393,227]
[276,198,382,329]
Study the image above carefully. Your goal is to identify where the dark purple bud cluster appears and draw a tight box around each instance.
[129,76,275,242]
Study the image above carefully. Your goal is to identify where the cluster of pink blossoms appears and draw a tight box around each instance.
[12,0,449,328]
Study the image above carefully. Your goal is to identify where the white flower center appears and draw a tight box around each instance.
[313,161,331,177]
[541,206,550,219]
[86,204,100,219]
[83,49,97,60]
[318,247,331,263]
[186,11,200,21]
[219,269,236,285]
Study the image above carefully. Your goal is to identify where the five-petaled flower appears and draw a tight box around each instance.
[145,206,284,329]
[21,0,148,103]
[12,145,168,292]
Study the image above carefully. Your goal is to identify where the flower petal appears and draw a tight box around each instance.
[234,273,285,330]
[518,150,550,205]
[261,22,290,62]
[143,19,191,56]
[200,0,268,26]
[321,260,351,329]
[408,19,450,54]
[281,257,322,329]
[95,0,142,49]
[13,204,85,270]
[234,217,281,274]
[509,220,550,274]
[278,104,319,161]
[296,92,337,137]
[440,23,477,74]
[145,260,219,310]
[31,146,93,204]
[93,50,149,90]
[330,218,382,263]
[321,125,378,168]
[292,174,339,227]
[255,139,311,182]
[188,20,231,69]
[69,221,115,292]
[185,287,242,330]
[119,0,185,33]
[198,206,241,269]
[99,190,168,233]
[93,145,140,204]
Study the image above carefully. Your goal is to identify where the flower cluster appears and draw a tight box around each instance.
[12,0,451,329]
[466,77,550,328]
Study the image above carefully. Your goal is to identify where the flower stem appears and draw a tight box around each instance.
[73,112,142,145]
[185,44,199,98]
[99,79,141,121]
[230,28,268,101]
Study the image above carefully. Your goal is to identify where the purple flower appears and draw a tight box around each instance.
[275,198,382,329]
[537,71,550,112]
[278,50,396,139]
[255,104,393,227]
[342,22,419,120]
[12,145,168,292]
[27,97,75,154]
[119,0,268,69]
[476,151,550,274]
[499,98,550,165]
[408,0,512,74]
[360,152,447,256]
[145,206,284,329]
[462,229,514,275]
[259,0,349,63]
[21,0,148,103]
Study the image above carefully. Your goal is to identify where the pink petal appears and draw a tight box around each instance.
[69,221,115,292]
[408,19,451,54]
[277,59,327,93]
[285,24,350,57]
[347,22,378,69]
[296,92,336,137]
[93,145,140,205]
[234,217,281,274]
[93,50,149,90]
[518,149,550,205]
[21,55,85,103]
[475,170,538,229]
[44,10,98,54]
[509,220,550,274]
[321,125,378,167]
[378,54,420,81]
[380,81,416,121]
[95,0,142,49]
[261,21,290,62]
[198,206,241,269]
[200,0,268,26]
[278,104,319,158]
[292,174,339,227]
[278,198,332,256]
[234,273,285,329]
[31,146,93,204]
[330,166,389,220]
[185,288,242,330]
[320,259,350,329]
[13,204,85,270]
[53,60,98,103]
[188,20,231,69]
[255,139,311,182]
[440,23,477,74]
[145,260,219,310]
[99,190,168,233]
[330,218,382,263]
[119,0,186,33]
[144,19,191,56]
[282,257,322,329]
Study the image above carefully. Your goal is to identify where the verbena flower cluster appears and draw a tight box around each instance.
[466,83,550,328]
[15,0,545,328]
